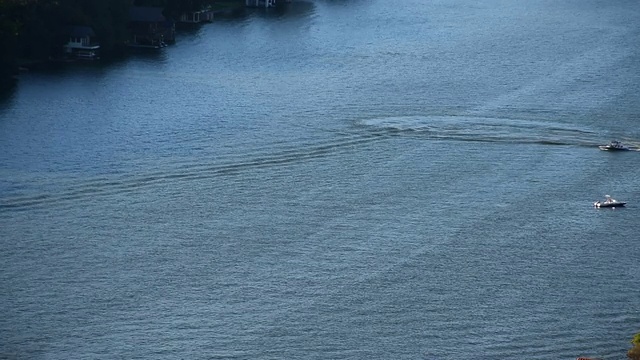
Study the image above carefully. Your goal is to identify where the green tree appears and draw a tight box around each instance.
[629,332,640,360]
[22,2,67,59]
[0,1,20,85]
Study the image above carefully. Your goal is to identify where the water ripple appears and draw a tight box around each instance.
[0,133,387,212]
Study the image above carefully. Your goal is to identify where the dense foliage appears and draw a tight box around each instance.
[629,332,640,360]
[0,0,235,85]
[0,0,23,86]
[2,0,131,59]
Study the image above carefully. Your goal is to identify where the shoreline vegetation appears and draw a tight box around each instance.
[629,332,640,360]
[0,0,247,89]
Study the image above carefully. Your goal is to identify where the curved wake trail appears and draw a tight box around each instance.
[0,133,388,212]
[356,115,610,147]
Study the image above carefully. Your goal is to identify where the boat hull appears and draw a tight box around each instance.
[598,145,628,151]
[594,202,626,208]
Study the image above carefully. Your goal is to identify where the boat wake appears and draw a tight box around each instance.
[356,115,604,147]
[0,133,386,212]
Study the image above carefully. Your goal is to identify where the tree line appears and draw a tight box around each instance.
[0,0,238,87]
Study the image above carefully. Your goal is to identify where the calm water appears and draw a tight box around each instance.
[1,1,640,359]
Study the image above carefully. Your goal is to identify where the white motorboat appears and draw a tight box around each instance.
[594,195,626,208]
[598,140,629,151]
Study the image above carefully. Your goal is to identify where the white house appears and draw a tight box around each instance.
[179,7,215,23]
[245,0,277,8]
[64,26,100,60]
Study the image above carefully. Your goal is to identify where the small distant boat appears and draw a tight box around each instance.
[598,140,629,151]
[594,195,626,208]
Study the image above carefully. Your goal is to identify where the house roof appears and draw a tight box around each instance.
[129,6,166,22]
[68,26,95,37]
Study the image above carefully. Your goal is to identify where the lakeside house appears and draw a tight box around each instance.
[179,6,216,24]
[128,6,175,48]
[64,26,100,60]
[245,0,291,8]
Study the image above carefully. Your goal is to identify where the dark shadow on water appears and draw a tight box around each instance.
[0,56,141,93]
[176,22,205,35]
[0,79,17,108]
[125,48,169,64]
[319,0,367,7]
[212,7,251,21]
[15,59,108,76]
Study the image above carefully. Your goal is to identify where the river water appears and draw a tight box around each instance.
[1,1,640,359]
